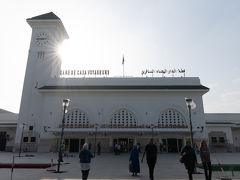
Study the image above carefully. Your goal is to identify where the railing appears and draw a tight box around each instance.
[59,124,188,129]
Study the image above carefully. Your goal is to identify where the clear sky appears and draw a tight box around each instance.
[0,0,239,113]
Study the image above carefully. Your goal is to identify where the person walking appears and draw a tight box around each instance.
[199,140,212,180]
[129,144,140,176]
[141,138,157,180]
[97,142,101,155]
[181,141,197,180]
[79,143,93,180]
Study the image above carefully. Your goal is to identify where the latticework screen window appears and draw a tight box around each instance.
[110,109,136,128]
[158,109,187,127]
[65,109,89,128]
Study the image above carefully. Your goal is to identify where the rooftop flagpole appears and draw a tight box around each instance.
[122,55,125,77]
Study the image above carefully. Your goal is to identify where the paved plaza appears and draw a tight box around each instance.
[0,152,240,180]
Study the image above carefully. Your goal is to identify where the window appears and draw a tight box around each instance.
[30,137,36,142]
[29,126,33,131]
[66,109,89,128]
[110,108,136,128]
[211,137,217,143]
[23,137,28,142]
[219,137,225,143]
[158,109,187,127]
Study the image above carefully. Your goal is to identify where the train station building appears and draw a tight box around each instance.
[0,12,239,153]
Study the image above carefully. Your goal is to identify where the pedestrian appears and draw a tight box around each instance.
[137,143,141,153]
[159,143,163,153]
[114,143,118,155]
[88,143,92,151]
[97,142,101,155]
[129,144,140,176]
[79,143,93,180]
[117,144,121,155]
[199,140,212,180]
[181,141,197,180]
[141,138,157,180]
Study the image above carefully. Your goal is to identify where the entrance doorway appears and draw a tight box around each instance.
[162,138,183,153]
[113,138,134,152]
[80,139,85,150]
[0,132,7,151]
[167,139,178,153]
[69,139,79,152]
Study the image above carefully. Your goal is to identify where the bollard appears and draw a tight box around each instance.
[51,152,53,168]
[47,152,55,171]
[10,156,15,180]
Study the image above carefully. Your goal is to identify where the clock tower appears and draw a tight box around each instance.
[14,12,69,151]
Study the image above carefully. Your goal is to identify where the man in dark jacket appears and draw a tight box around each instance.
[181,141,197,180]
[141,138,157,180]
[79,143,93,180]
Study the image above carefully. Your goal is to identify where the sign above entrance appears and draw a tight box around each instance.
[141,69,186,77]
[60,69,110,77]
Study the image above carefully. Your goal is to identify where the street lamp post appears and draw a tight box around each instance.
[185,98,200,174]
[94,123,99,157]
[185,98,196,147]
[150,124,154,138]
[18,123,26,157]
[56,99,70,173]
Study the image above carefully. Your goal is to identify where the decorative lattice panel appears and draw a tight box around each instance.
[110,109,136,128]
[158,109,187,128]
[65,109,89,128]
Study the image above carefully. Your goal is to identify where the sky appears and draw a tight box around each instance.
[0,0,240,113]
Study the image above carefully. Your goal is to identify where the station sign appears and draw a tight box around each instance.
[60,70,110,77]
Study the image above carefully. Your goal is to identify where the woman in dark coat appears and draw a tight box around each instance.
[129,144,140,176]
[181,141,197,180]
[199,140,212,180]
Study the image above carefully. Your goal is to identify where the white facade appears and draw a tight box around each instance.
[205,113,240,152]
[0,109,18,151]
[13,12,210,153]
[13,12,213,153]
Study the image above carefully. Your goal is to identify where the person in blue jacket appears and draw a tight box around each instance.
[129,144,140,176]
[79,143,93,180]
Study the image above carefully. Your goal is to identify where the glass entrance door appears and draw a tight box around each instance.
[113,138,134,152]
[69,139,80,152]
[167,138,178,153]
[162,138,183,153]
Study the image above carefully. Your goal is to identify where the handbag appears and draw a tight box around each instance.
[128,161,131,172]
[179,155,185,163]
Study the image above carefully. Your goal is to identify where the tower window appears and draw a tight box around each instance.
[30,137,36,142]
[23,137,28,142]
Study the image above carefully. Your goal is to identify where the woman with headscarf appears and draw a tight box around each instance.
[199,140,212,180]
[129,144,140,176]
[79,143,93,180]
[181,141,197,180]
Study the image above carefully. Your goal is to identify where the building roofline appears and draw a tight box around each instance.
[38,85,209,91]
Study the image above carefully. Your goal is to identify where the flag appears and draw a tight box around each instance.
[122,55,125,65]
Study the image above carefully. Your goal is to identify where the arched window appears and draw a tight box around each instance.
[110,109,137,128]
[158,109,187,128]
[65,109,89,128]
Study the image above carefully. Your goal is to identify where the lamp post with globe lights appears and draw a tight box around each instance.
[185,98,196,147]
[56,99,70,173]
[94,123,99,157]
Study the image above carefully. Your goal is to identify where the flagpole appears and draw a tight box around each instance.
[122,55,125,77]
